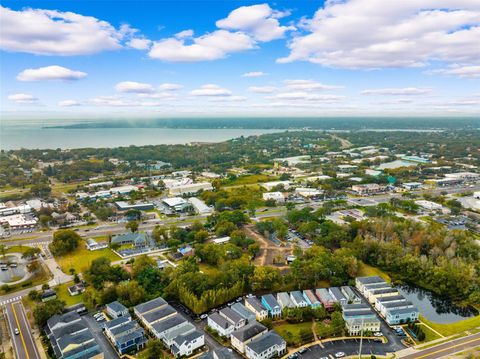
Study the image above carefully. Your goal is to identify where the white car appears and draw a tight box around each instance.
[335,352,346,358]
[93,312,103,319]
[200,314,208,320]
[14,328,20,335]
[374,332,383,337]
[95,314,105,322]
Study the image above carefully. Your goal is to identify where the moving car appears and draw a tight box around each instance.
[14,328,20,335]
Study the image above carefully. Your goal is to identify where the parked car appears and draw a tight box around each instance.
[200,314,208,320]
[298,348,307,354]
[374,332,383,337]
[335,352,346,358]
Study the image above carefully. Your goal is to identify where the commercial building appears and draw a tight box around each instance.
[162,197,191,212]
[188,197,213,215]
[168,182,213,196]
[294,188,323,198]
[0,204,31,217]
[0,214,37,230]
[260,181,291,191]
[415,200,444,212]
[401,182,422,191]
[351,184,388,196]
[262,192,285,203]
[115,201,154,211]
[245,331,286,359]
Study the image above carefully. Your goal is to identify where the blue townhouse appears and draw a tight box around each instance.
[261,294,282,318]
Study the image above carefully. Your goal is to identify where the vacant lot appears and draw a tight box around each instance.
[56,241,120,274]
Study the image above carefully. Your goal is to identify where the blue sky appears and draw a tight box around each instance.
[1,0,479,119]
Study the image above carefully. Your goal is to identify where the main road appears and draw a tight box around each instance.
[398,332,480,358]
[4,301,41,359]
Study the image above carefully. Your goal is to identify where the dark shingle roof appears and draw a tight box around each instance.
[142,305,176,324]
[220,307,243,325]
[262,294,280,310]
[231,322,267,342]
[134,297,167,315]
[151,314,187,334]
[106,300,127,313]
[246,331,285,355]
[246,297,266,313]
[209,313,232,329]
[356,276,385,285]
[104,315,131,330]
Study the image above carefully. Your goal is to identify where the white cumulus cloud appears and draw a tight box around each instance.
[284,79,343,91]
[127,38,152,50]
[216,3,294,41]
[115,81,154,93]
[58,100,81,107]
[189,84,232,97]
[159,83,183,91]
[0,5,135,55]
[429,65,480,79]
[17,65,87,81]
[361,87,432,96]
[248,86,277,93]
[242,71,266,77]
[278,1,480,71]
[8,93,38,104]
[149,30,255,62]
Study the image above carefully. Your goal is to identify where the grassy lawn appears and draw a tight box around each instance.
[5,245,31,254]
[223,174,278,186]
[55,281,84,306]
[198,263,221,275]
[357,262,391,282]
[413,323,443,343]
[56,242,120,274]
[420,314,480,337]
[274,321,313,339]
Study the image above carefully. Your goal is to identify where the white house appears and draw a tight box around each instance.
[245,331,286,359]
[230,322,267,354]
[208,313,234,337]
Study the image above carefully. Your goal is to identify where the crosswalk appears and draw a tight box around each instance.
[0,296,22,306]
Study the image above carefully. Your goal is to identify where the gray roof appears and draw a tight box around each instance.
[111,232,150,245]
[316,288,334,302]
[387,307,419,316]
[151,314,187,335]
[47,311,81,331]
[173,329,203,347]
[231,322,267,342]
[106,300,128,313]
[376,295,405,303]
[109,321,137,337]
[290,291,307,304]
[341,286,357,299]
[363,282,391,291]
[277,292,294,307]
[52,322,87,340]
[246,331,285,355]
[114,328,145,345]
[57,330,94,352]
[329,287,347,301]
[343,310,376,317]
[209,313,233,330]
[262,294,280,310]
[342,303,370,311]
[104,315,131,330]
[142,305,176,324]
[383,300,412,309]
[231,303,256,321]
[134,297,167,315]
[246,297,266,313]
[370,288,398,295]
[357,276,386,285]
[198,348,235,359]
[220,307,244,325]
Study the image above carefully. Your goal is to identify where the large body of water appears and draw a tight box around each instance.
[0,123,279,150]
[396,284,477,324]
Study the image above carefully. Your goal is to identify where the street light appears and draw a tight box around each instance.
[358,316,364,359]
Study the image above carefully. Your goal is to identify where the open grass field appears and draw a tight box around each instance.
[56,241,120,274]
[55,281,85,307]
[223,174,278,186]
[420,314,480,337]
[274,321,313,339]
[357,262,391,282]
[413,323,443,343]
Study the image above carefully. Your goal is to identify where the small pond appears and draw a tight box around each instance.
[0,255,27,283]
[396,284,478,324]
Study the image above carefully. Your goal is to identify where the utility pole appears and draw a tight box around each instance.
[358,316,364,359]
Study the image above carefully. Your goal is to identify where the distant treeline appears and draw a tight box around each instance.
[46,117,480,130]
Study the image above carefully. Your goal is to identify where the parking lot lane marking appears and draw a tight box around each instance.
[12,302,30,359]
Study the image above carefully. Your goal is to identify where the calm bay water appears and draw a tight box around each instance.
[0,122,279,150]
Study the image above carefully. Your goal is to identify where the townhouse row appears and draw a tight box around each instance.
[355,276,419,325]
[134,297,205,357]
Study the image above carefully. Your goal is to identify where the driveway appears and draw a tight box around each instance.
[82,314,119,359]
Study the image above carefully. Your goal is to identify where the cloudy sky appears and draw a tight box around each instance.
[1,0,479,119]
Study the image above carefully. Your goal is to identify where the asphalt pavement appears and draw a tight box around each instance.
[299,338,391,359]
[4,301,41,359]
[82,314,120,359]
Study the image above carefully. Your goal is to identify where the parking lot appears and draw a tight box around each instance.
[297,338,391,359]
